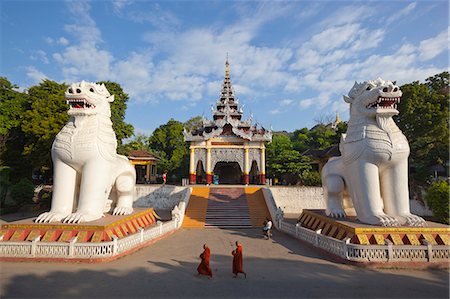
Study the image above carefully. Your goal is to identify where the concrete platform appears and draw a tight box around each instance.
[0,228,448,298]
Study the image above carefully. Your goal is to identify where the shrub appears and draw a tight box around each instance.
[425,181,450,224]
[301,171,322,186]
[0,166,11,206]
[9,178,35,206]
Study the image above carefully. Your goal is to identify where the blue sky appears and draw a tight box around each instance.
[1,1,448,136]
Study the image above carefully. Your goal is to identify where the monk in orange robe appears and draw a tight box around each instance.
[197,244,212,278]
[232,241,247,278]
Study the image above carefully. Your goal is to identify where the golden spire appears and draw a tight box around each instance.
[335,111,341,123]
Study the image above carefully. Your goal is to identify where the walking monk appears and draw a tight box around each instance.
[197,244,213,278]
[232,241,247,278]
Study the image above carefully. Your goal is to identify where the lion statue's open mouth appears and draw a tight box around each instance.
[66,98,96,109]
[366,96,400,110]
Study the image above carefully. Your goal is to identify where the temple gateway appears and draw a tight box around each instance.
[184,60,272,185]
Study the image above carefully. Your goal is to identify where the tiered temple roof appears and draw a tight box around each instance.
[184,59,272,142]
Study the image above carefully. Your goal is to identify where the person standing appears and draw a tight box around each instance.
[162,170,167,184]
[197,244,213,278]
[232,241,247,278]
[263,217,272,239]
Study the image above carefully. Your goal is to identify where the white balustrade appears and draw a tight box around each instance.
[277,219,449,263]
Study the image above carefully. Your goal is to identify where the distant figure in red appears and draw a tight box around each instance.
[162,170,167,184]
[232,241,247,278]
[197,244,212,278]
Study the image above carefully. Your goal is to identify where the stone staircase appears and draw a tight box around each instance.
[182,186,271,229]
[205,188,252,228]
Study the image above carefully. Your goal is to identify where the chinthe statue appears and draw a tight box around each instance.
[36,81,136,224]
[321,78,425,227]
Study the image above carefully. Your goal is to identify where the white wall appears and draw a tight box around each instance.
[269,186,325,215]
[268,186,433,217]
[133,185,189,210]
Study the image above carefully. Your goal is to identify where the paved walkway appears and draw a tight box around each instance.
[1,228,449,298]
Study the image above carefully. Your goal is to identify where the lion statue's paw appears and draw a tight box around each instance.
[326,208,346,218]
[35,212,69,223]
[361,214,399,227]
[112,207,133,216]
[62,212,103,223]
[375,214,399,227]
[397,214,426,227]
[326,200,346,218]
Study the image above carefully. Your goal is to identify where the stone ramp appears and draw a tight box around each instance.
[182,187,210,228]
[245,187,272,227]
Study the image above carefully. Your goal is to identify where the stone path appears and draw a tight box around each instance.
[1,228,449,298]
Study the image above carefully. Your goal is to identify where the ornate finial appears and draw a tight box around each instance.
[225,53,229,77]
[335,111,341,123]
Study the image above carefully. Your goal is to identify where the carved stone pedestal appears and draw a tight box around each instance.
[1,208,159,243]
[298,210,449,246]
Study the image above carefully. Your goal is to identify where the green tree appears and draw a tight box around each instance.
[425,181,449,224]
[118,133,151,155]
[396,72,449,186]
[0,77,29,152]
[149,119,189,176]
[0,78,31,183]
[21,80,69,170]
[266,133,311,184]
[98,81,134,144]
[291,128,311,153]
[184,115,204,131]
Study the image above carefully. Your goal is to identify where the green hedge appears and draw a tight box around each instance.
[425,181,450,224]
[9,178,35,206]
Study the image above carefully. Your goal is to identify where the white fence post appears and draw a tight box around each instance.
[344,238,351,260]
[385,240,393,261]
[69,236,78,257]
[0,234,4,241]
[139,227,144,243]
[158,221,163,235]
[315,229,322,247]
[295,223,299,237]
[112,235,118,255]
[422,240,433,262]
[31,236,40,257]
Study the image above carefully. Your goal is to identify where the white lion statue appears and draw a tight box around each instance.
[321,78,425,227]
[36,81,136,223]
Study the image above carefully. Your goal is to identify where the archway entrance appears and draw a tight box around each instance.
[196,160,206,184]
[213,162,242,184]
[249,160,259,184]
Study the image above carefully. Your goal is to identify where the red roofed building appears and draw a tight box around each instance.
[127,150,159,184]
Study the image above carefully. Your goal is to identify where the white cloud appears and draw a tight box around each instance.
[419,28,449,61]
[269,108,281,115]
[112,0,134,12]
[57,37,69,46]
[26,66,48,84]
[44,37,54,45]
[299,98,314,109]
[280,99,293,106]
[30,50,49,64]
[386,2,417,24]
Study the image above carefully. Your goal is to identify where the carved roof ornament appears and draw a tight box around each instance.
[184,57,272,142]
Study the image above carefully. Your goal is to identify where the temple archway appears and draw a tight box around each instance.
[213,161,242,184]
[249,160,259,184]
